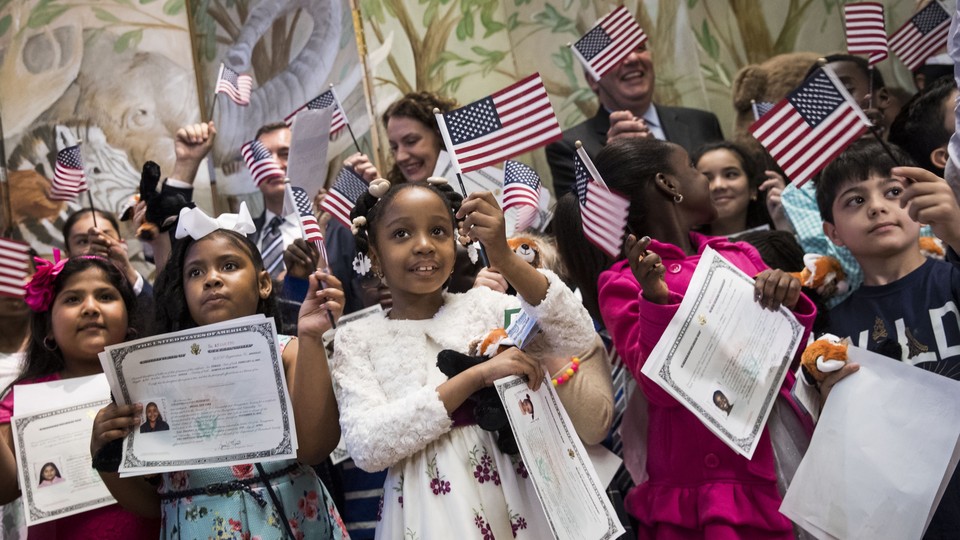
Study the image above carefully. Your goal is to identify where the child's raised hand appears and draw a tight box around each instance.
[282,239,320,280]
[298,270,345,340]
[456,192,509,268]
[626,235,669,304]
[895,166,960,252]
[754,269,801,311]
[91,402,141,458]
[472,347,543,391]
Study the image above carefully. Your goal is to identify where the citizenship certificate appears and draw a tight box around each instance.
[640,247,804,458]
[98,315,297,476]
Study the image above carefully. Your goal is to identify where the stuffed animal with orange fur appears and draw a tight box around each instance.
[801,334,849,383]
[788,253,849,299]
[920,237,945,259]
[507,236,542,268]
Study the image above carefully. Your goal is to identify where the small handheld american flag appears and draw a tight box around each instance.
[284,88,348,135]
[241,139,285,188]
[436,73,562,175]
[0,238,30,299]
[502,161,541,232]
[749,67,870,185]
[571,5,648,81]
[844,2,889,65]
[215,64,253,106]
[575,145,630,259]
[291,186,323,243]
[889,1,950,71]
[321,167,368,229]
[49,144,88,201]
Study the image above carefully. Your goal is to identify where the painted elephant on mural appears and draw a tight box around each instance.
[211,0,343,164]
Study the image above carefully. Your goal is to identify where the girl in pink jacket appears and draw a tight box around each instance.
[561,138,816,539]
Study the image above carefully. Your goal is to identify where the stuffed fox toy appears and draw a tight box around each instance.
[801,334,849,383]
[788,253,849,299]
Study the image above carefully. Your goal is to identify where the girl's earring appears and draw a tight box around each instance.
[673,193,684,204]
[43,336,58,351]
[126,328,139,339]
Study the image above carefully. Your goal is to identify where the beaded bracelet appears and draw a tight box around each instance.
[551,356,581,386]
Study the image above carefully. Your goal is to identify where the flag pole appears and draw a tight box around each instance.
[330,84,363,154]
[285,179,336,329]
[433,108,490,268]
[76,139,98,229]
[207,96,221,215]
[0,107,11,236]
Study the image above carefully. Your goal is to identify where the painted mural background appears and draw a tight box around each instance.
[0,0,952,267]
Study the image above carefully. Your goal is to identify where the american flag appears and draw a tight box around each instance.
[215,64,253,106]
[845,2,888,65]
[751,101,774,121]
[321,166,368,229]
[437,73,562,174]
[749,67,870,185]
[0,238,30,299]
[291,186,322,243]
[503,161,541,232]
[284,88,348,135]
[241,139,285,188]
[49,144,88,201]
[575,148,630,259]
[889,1,950,71]
[572,5,648,81]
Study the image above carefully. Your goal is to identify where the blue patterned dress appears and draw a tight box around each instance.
[157,335,348,539]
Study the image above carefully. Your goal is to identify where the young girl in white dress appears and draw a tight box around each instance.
[330,178,613,539]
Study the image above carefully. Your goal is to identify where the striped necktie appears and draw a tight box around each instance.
[261,216,285,279]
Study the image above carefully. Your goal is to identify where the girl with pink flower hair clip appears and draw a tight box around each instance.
[0,252,160,538]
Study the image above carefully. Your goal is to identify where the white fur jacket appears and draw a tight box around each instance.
[330,269,599,472]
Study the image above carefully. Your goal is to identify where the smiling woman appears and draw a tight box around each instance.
[693,141,774,237]
[343,92,459,185]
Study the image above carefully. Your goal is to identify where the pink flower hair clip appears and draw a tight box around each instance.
[24,251,107,312]
[24,249,69,313]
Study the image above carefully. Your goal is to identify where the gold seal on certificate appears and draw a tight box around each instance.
[641,247,805,459]
[97,315,298,476]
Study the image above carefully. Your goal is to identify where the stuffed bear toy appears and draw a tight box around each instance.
[731,51,821,160]
[437,329,519,454]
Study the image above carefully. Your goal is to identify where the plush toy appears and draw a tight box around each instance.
[801,333,849,383]
[920,236,946,259]
[134,161,194,241]
[437,328,519,454]
[788,253,849,299]
[507,236,542,268]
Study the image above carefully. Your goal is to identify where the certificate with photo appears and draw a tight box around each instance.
[11,375,116,526]
[641,247,804,459]
[98,315,298,476]
[496,375,625,540]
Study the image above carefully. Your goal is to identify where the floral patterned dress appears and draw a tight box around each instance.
[376,425,547,540]
[158,460,346,540]
[157,335,348,540]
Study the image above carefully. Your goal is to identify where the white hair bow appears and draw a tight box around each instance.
[175,202,257,240]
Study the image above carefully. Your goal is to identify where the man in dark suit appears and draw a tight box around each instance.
[546,43,724,198]
[247,123,297,279]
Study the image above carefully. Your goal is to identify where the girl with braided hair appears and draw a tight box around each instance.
[330,178,608,538]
